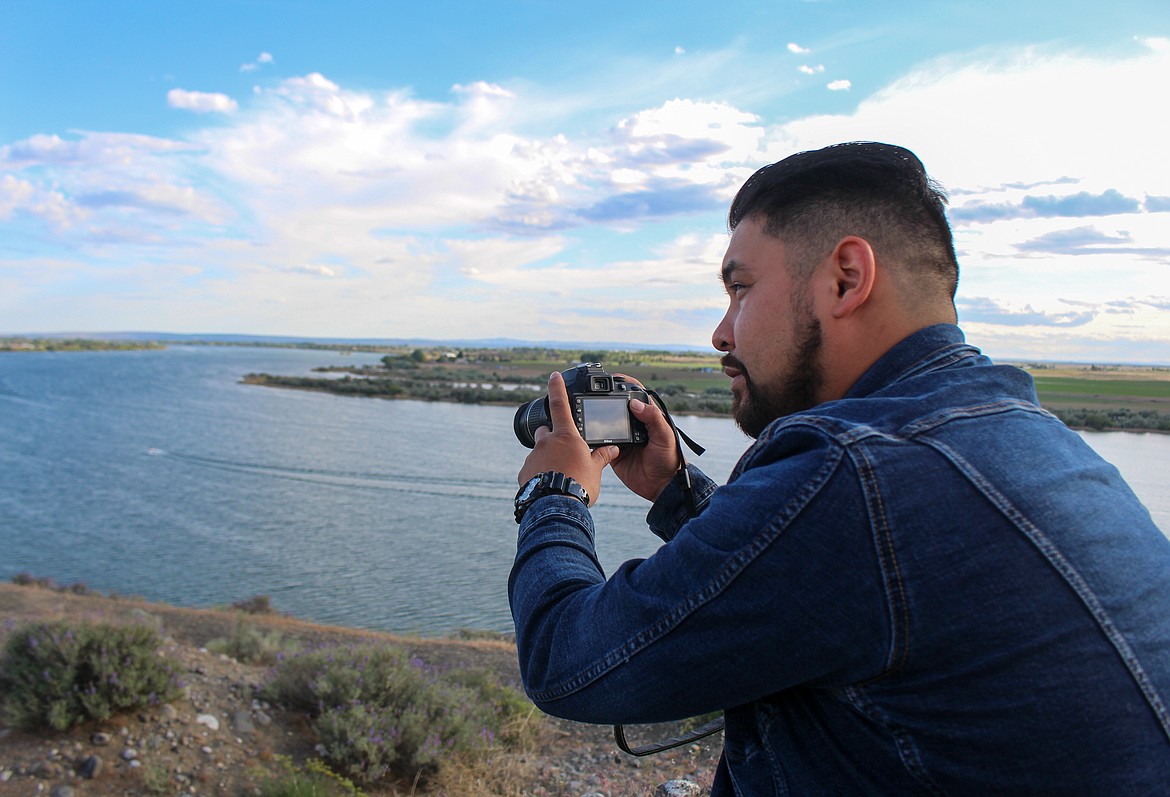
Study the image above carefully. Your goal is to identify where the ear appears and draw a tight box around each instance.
[824,236,876,319]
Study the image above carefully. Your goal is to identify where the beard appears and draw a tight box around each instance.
[725,309,824,439]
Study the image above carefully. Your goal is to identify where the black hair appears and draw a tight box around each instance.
[729,142,959,299]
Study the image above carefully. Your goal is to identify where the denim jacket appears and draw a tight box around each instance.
[509,324,1170,796]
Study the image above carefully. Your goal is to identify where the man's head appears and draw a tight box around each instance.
[714,142,960,437]
[729,141,959,302]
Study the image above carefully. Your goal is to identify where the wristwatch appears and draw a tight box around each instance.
[514,471,590,523]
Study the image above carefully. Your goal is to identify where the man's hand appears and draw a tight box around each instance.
[609,377,683,503]
[517,371,619,504]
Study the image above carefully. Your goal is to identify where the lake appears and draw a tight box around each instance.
[1,347,1166,636]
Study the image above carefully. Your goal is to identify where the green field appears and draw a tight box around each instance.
[246,346,1170,432]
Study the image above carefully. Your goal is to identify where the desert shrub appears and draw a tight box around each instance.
[232,594,276,614]
[259,756,364,797]
[8,574,95,595]
[260,644,537,785]
[207,614,299,665]
[448,628,514,643]
[11,573,54,589]
[0,620,180,730]
[1051,407,1170,432]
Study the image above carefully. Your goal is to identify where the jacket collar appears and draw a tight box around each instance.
[844,324,982,401]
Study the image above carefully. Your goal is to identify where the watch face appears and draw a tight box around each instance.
[517,476,541,503]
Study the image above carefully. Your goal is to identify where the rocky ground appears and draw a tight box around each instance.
[0,583,721,796]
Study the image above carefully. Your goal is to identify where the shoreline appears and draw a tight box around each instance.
[242,376,1170,435]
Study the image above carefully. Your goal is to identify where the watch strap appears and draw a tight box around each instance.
[515,471,590,523]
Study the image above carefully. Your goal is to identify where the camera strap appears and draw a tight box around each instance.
[644,388,705,458]
[612,389,726,757]
[614,715,726,757]
[644,388,704,517]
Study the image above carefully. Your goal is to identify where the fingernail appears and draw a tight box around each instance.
[630,399,645,411]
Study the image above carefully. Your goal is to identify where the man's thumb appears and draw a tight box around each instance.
[594,445,621,468]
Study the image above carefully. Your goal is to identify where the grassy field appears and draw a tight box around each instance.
[483,351,1170,431]
[1021,365,1170,417]
[252,345,1170,432]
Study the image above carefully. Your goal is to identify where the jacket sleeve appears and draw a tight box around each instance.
[647,464,719,542]
[507,427,894,725]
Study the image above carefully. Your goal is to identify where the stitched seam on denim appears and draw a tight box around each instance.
[842,686,951,797]
[518,503,595,544]
[924,437,1170,743]
[851,445,911,679]
[515,508,603,575]
[526,441,845,704]
[889,343,980,385]
[900,399,1049,437]
[757,705,793,797]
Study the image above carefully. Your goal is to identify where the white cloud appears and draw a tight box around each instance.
[798,64,825,75]
[761,42,1170,358]
[167,88,239,114]
[675,46,686,56]
[241,52,275,72]
[1140,36,1170,54]
[5,42,1170,357]
[0,174,35,218]
[787,42,810,54]
[827,79,852,91]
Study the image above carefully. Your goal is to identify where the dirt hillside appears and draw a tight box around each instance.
[0,583,720,796]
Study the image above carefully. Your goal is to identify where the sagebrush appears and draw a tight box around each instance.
[207,613,298,665]
[260,644,537,785]
[0,620,180,730]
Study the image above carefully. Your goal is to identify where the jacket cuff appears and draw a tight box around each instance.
[646,464,717,542]
[517,494,595,543]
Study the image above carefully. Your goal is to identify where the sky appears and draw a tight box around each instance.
[1,1,1168,362]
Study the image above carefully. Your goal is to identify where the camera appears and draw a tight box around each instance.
[514,363,649,449]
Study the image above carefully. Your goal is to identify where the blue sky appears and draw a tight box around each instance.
[2,0,1168,362]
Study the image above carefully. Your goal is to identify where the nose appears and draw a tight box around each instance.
[712,307,734,353]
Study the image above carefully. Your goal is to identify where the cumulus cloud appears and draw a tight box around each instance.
[1140,36,1170,54]
[959,296,1096,327]
[4,40,1169,354]
[787,43,810,54]
[951,189,1144,224]
[167,88,238,114]
[240,52,274,72]
[1015,226,1132,253]
[827,79,852,91]
[798,64,825,75]
[1016,226,1170,258]
[0,174,36,218]
[0,129,228,240]
[575,180,724,223]
[1022,189,1141,217]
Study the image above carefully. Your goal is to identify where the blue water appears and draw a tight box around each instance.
[0,347,1165,635]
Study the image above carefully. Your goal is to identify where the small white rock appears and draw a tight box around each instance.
[195,713,220,731]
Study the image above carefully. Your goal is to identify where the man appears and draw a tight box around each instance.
[509,142,1170,795]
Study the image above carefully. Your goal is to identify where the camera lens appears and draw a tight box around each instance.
[513,397,550,448]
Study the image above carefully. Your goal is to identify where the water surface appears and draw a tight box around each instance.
[1,347,1164,635]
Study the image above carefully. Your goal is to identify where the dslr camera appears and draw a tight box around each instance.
[514,363,649,448]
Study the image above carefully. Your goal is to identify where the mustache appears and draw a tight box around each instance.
[720,354,747,377]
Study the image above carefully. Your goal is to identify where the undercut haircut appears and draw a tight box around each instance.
[729,142,959,300]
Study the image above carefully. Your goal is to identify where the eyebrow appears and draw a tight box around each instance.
[720,259,746,286]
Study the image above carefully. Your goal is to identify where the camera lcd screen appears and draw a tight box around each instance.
[581,397,631,442]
